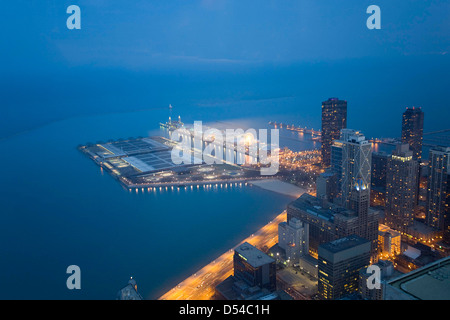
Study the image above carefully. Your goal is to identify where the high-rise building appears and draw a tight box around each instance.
[278,217,309,266]
[426,147,450,233]
[444,173,450,245]
[331,129,372,210]
[371,151,389,207]
[290,129,378,259]
[401,107,424,161]
[321,98,347,167]
[233,242,277,292]
[385,144,419,233]
[318,235,371,300]
[316,170,337,202]
[349,183,373,242]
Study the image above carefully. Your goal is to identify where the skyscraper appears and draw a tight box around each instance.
[318,235,371,300]
[289,129,378,258]
[321,98,347,167]
[331,129,378,256]
[385,144,419,233]
[444,173,450,245]
[371,152,388,190]
[349,182,372,240]
[316,170,337,202]
[426,147,450,233]
[331,129,372,210]
[371,151,389,207]
[401,107,424,161]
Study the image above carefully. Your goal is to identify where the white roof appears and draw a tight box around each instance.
[403,246,421,260]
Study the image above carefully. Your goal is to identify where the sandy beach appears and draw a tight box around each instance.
[249,179,306,198]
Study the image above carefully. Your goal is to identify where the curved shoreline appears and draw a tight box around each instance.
[248,179,306,198]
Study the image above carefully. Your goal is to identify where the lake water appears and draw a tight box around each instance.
[0,108,300,299]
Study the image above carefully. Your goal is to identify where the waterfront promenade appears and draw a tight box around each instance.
[158,210,289,300]
[249,179,306,198]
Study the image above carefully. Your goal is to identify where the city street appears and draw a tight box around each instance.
[159,211,288,300]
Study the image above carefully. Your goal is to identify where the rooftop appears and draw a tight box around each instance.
[372,151,388,157]
[288,193,352,222]
[319,235,370,254]
[407,220,440,236]
[338,129,368,144]
[379,224,402,238]
[235,242,275,268]
[386,256,450,300]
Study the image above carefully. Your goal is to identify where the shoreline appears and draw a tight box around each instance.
[248,179,306,198]
[158,183,306,300]
[158,210,288,300]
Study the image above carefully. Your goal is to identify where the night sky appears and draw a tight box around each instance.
[1,1,449,138]
[2,0,449,72]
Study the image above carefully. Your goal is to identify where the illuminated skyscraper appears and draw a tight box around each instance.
[321,98,347,167]
[445,173,450,245]
[401,107,424,161]
[331,129,372,210]
[426,147,450,234]
[385,144,419,233]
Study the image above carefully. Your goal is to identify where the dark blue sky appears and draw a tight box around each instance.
[2,0,449,72]
[1,1,449,139]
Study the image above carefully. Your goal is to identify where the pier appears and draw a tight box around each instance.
[268,121,321,137]
[79,135,280,191]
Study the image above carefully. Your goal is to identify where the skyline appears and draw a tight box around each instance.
[1,0,450,305]
[2,1,449,140]
[2,57,449,142]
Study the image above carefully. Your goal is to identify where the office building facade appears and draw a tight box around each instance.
[316,170,338,203]
[401,107,424,161]
[385,144,419,233]
[331,129,372,210]
[318,235,371,300]
[233,242,277,292]
[287,193,379,259]
[426,147,450,236]
[371,151,389,207]
[321,98,347,167]
[278,217,309,266]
